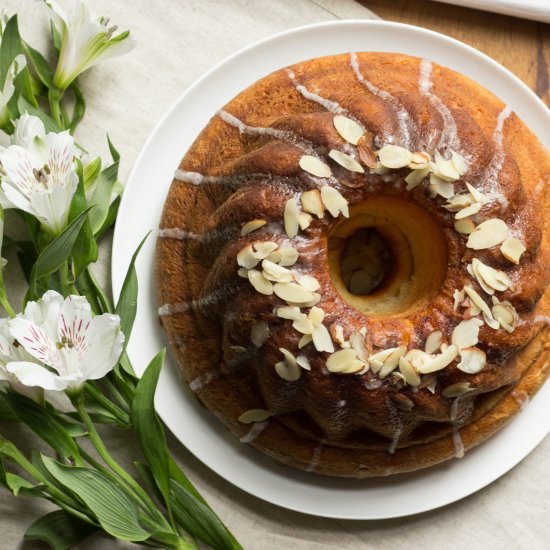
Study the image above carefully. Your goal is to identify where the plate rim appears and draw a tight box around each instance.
[112,19,550,520]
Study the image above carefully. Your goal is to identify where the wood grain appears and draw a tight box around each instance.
[359,0,550,106]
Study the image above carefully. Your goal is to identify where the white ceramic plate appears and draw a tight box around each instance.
[112,20,550,520]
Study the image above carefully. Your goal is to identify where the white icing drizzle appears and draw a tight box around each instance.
[386,398,403,455]
[350,52,414,149]
[240,420,269,443]
[306,443,324,472]
[452,426,465,458]
[533,315,550,325]
[218,109,291,140]
[158,227,200,240]
[158,302,189,316]
[481,105,512,209]
[511,390,530,410]
[189,370,219,392]
[419,59,461,155]
[174,169,222,186]
[286,68,347,115]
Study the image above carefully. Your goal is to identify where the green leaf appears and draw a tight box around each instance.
[50,20,62,51]
[5,471,40,496]
[23,41,55,89]
[17,96,61,133]
[29,207,92,296]
[68,173,98,277]
[69,80,86,132]
[25,510,98,550]
[107,135,120,163]
[82,157,102,190]
[43,458,152,542]
[77,267,113,315]
[95,195,121,240]
[0,393,19,422]
[0,15,22,86]
[3,392,81,463]
[170,480,243,550]
[132,350,171,511]
[115,233,150,347]
[89,162,118,235]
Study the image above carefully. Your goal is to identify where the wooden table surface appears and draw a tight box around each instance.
[360,0,549,106]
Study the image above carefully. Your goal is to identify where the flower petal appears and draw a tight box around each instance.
[8,317,61,372]
[12,114,46,149]
[6,361,68,391]
[80,313,124,380]
[57,294,92,357]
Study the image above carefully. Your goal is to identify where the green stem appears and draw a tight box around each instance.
[48,87,64,128]
[0,286,16,318]
[72,397,170,529]
[85,383,131,424]
[98,378,131,414]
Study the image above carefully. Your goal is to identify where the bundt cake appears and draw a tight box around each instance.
[155,52,550,477]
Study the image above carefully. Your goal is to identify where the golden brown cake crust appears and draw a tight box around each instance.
[156,52,550,477]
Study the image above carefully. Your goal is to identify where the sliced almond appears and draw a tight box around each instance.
[238,267,249,278]
[473,258,513,293]
[268,247,299,267]
[463,285,500,329]
[296,355,311,371]
[465,182,488,204]
[357,133,377,168]
[451,151,468,175]
[298,333,313,349]
[275,361,301,381]
[470,259,495,295]
[262,259,294,283]
[405,166,430,190]
[273,282,314,304]
[299,155,331,178]
[238,409,271,423]
[250,322,269,347]
[350,332,369,362]
[442,382,473,398]
[241,219,267,236]
[326,349,358,372]
[456,347,487,374]
[492,302,518,333]
[292,315,314,335]
[253,241,278,258]
[276,306,302,320]
[454,219,476,235]
[436,159,460,181]
[399,356,421,387]
[425,330,443,354]
[320,186,349,218]
[301,190,325,219]
[429,173,455,198]
[237,245,261,269]
[379,346,407,379]
[500,237,526,264]
[451,318,483,349]
[466,219,508,250]
[334,325,346,346]
[312,323,335,353]
[298,212,312,230]
[308,306,324,327]
[248,270,274,295]
[444,193,474,212]
[298,274,320,292]
[289,291,321,308]
[333,115,364,145]
[455,202,482,220]
[409,151,431,169]
[393,394,415,411]
[329,149,364,173]
[377,144,413,169]
[280,347,298,369]
[417,344,459,374]
[284,198,300,238]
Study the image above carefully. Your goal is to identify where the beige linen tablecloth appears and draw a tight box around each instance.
[1,1,549,548]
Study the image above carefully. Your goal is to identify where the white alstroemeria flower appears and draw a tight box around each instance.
[0,319,43,403]
[44,0,135,90]
[0,114,78,235]
[0,54,27,128]
[5,291,124,395]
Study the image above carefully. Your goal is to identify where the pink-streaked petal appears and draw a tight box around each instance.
[24,290,64,340]
[80,313,124,380]
[0,145,42,198]
[44,131,77,189]
[6,361,67,391]
[29,184,75,234]
[8,318,61,372]
[57,294,92,357]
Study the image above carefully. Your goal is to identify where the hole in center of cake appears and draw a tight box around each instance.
[340,228,392,295]
[327,196,448,316]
